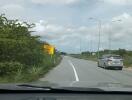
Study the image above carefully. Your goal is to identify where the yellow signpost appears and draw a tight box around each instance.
[44,44,55,55]
[43,44,56,64]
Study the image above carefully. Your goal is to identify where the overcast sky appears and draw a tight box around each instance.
[1,0,132,53]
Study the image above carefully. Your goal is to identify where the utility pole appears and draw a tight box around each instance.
[98,20,101,59]
[89,18,101,59]
[80,38,82,54]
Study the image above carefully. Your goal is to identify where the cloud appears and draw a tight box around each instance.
[0,0,24,6]
[103,0,132,5]
[1,4,24,11]
[31,20,101,52]
[31,12,132,52]
[32,20,65,38]
[0,4,25,19]
[31,0,79,5]
[112,13,131,21]
[0,0,131,53]
[101,13,132,49]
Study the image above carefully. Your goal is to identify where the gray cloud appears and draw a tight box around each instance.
[0,0,132,52]
[30,0,80,5]
[103,0,132,5]
[0,4,25,19]
[31,12,132,52]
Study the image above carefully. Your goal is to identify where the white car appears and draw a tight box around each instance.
[98,54,123,70]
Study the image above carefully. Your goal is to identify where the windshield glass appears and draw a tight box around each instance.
[0,0,132,91]
[112,56,122,59]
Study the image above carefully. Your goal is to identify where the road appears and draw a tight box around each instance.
[38,56,132,87]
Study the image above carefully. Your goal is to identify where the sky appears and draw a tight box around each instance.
[0,0,132,53]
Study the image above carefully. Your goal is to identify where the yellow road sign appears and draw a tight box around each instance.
[44,44,55,55]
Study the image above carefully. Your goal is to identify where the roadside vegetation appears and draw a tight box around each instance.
[71,49,132,68]
[71,54,97,61]
[0,14,62,83]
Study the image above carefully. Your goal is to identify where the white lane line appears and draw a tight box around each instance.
[68,60,79,82]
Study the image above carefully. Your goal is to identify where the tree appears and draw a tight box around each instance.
[118,49,126,57]
[0,14,43,66]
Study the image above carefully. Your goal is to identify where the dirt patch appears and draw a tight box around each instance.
[124,67,132,71]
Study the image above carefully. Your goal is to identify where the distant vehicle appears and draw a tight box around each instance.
[98,54,123,70]
[61,52,67,55]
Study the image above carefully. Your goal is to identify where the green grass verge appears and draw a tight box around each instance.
[71,54,132,68]
[71,54,97,62]
[123,56,132,68]
[0,54,62,83]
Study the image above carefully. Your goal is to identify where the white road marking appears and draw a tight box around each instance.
[68,60,79,82]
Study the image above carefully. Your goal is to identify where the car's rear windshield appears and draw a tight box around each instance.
[111,56,122,59]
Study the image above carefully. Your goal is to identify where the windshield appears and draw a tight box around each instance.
[112,56,122,59]
[0,0,132,91]
[106,55,122,59]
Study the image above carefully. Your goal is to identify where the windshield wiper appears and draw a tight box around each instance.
[0,84,103,92]
[19,84,104,91]
[17,84,104,93]
[1,84,132,93]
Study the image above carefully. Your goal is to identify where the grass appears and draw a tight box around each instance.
[0,54,62,83]
[123,56,132,68]
[71,54,132,68]
[71,54,97,62]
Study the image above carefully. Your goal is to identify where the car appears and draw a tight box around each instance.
[98,54,123,70]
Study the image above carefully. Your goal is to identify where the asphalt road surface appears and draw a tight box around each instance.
[38,56,132,87]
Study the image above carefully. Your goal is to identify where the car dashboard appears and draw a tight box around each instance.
[1,91,132,100]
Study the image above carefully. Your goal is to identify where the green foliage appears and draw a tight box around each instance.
[13,54,62,83]
[0,61,23,76]
[123,56,132,67]
[0,14,43,65]
[0,14,62,83]
[73,49,132,67]
[81,51,91,55]
[71,54,97,61]
[112,49,126,57]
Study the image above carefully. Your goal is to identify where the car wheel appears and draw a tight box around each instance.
[103,63,107,69]
[119,68,122,70]
[97,62,100,67]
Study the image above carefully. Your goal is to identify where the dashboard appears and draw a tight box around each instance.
[1,93,132,100]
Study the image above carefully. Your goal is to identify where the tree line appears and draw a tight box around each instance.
[0,14,49,77]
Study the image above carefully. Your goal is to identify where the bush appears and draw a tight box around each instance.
[0,62,24,76]
[0,14,62,83]
[123,56,132,67]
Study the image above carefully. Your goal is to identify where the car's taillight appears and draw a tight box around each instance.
[107,59,112,65]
